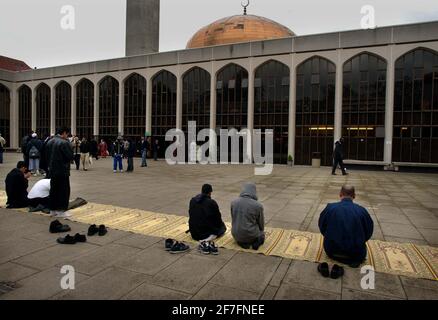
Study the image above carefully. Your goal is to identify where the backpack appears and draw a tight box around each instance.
[29,145,40,159]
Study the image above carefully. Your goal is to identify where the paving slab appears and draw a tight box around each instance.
[193,283,260,300]
[275,283,340,300]
[0,262,39,283]
[122,282,192,300]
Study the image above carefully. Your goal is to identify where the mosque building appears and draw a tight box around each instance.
[0,0,437,168]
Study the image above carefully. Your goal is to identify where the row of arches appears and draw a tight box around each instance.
[1,47,437,164]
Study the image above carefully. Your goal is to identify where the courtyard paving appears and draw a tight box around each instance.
[0,152,437,299]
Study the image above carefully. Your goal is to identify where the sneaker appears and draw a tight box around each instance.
[113,170,117,173]
[56,211,72,218]
[49,220,71,233]
[169,242,190,254]
[165,238,176,251]
[208,241,219,255]
[198,241,210,255]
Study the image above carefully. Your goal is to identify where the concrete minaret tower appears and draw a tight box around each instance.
[125,0,160,56]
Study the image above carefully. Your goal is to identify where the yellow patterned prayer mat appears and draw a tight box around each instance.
[0,192,437,281]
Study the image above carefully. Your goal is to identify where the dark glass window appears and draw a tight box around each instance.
[216,64,249,162]
[124,73,146,139]
[55,81,71,131]
[342,53,386,161]
[296,57,336,166]
[18,85,32,143]
[182,67,210,134]
[216,63,249,130]
[152,70,177,158]
[35,83,51,138]
[76,79,94,139]
[393,48,438,163]
[254,60,290,164]
[99,76,119,140]
[0,84,10,146]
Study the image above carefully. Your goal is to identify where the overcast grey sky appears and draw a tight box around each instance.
[1,0,438,69]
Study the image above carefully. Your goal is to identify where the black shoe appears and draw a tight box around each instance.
[87,224,99,236]
[73,233,87,243]
[317,262,330,278]
[98,224,108,236]
[330,264,344,279]
[169,242,190,254]
[208,241,219,255]
[50,220,71,234]
[29,204,45,213]
[198,241,210,255]
[57,234,77,245]
[165,238,176,251]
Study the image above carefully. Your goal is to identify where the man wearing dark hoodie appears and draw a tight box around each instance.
[318,185,374,267]
[188,184,226,254]
[231,183,265,250]
[332,137,347,175]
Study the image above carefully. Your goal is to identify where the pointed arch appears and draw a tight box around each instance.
[99,76,119,139]
[254,59,290,164]
[0,83,10,146]
[35,83,51,138]
[124,73,147,138]
[18,84,32,143]
[76,78,94,139]
[295,56,336,166]
[55,80,72,131]
[393,47,438,163]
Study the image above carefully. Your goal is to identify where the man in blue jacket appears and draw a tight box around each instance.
[318,185,374,267]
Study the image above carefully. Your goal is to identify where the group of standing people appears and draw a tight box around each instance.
[70,136,98,171]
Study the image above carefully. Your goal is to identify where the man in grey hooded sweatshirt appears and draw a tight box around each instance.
[231,183,265,250]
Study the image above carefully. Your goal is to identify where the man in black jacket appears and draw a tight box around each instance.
[188,184,226,253]
[5,161,31,208]
[45,127,74,218]
[332,138,348,175]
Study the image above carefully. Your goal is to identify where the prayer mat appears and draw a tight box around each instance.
[0,191,436,281]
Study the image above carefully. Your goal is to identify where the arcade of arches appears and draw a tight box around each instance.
[1,48,437,165]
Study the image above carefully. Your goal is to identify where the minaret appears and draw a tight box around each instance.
[125,0,160,56]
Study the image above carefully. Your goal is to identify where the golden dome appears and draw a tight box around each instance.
[187,14,295,49]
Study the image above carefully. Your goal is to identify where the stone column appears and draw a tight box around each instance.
[93,82,99,137]
[288,55,296,163]
[384,46,395,165]
[31,87,36,132]
[11,85,19,148]
[146,76,153,134]
[246,61,255,163]
[71,83,77,136]
[50,85,56,135]
[118,79,124,136]
[334,50,343,142]
[176,73,183,130]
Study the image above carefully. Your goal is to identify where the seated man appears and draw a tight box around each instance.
[189,184,226,253]
[5,161,31,208]
[231,183,265,250]
[28,178,51,210]
[318,185,374,267]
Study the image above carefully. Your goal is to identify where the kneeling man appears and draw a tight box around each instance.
[231,183,265,250]
[5,161,31,208]
[318,185,374,267]
[189,184,226,253]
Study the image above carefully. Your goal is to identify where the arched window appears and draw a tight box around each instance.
[55,81,71,131]
[182,67,210,135]
[35,83,51,138]
[99,76,119,140]
[0,84,10,146]
[342,53,387,161]
[76,79,94,139]
[296,56,336,166]
[254,60,290,164]
[393,48,438,163]
[124,73,147,138]
[216,63,249,129]
[152,70,177,158]
[18,85,32,143]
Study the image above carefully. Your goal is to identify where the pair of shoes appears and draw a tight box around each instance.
[88,224,107,236]
[198,241,219,255]
[57,233,87,245]
[164,239,190,254]
[317,263,344,279]
[49,220,71,233]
